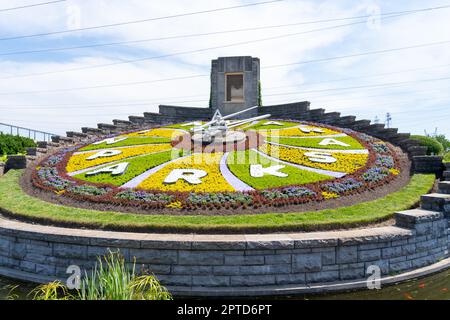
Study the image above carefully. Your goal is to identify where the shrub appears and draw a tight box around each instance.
[411,135,444,155]
[444,152,450,163]
[0,133,36,156]
[434,134,450,152]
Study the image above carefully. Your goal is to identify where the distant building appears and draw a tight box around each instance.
[210,56,260,118]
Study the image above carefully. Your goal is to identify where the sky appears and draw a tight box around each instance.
[0,0,449,138]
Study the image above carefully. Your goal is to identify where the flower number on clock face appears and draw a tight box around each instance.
[164,169,208,185]
[86,149,122,160]
[92,137,127,145]
[86,162,129,176]
[318,138,350,147]
[250,165,288,178]
[304,152,337,164]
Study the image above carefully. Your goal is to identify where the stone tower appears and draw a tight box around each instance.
[210,56,260,118]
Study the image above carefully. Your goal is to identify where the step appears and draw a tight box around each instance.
[81,127,103,135]
[66,131,88,139]
[443,171,450,180]
[438,181,450,194]
[396,209,444,228]
[421,193,450,211]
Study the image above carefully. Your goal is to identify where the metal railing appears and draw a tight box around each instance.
[0,122,58,142]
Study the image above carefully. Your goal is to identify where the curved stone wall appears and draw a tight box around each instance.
[0,209,448,296]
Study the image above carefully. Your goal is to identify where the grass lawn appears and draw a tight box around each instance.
[266,135,365,150]
[80,136,171,151]
[227,150,330,189]
[0,170,434,233]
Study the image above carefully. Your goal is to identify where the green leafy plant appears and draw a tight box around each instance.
[411,135,444,155]
[433,134,450,152]
[28,251,172,300]
[0,133,36,156]
[30,281,73,300]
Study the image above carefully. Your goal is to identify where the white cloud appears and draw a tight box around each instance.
[0,0,449,137]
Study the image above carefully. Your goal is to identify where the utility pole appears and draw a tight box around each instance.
[385,113,392,128]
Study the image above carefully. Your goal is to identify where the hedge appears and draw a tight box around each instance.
[0,133,36,156]
[410,135,444,155]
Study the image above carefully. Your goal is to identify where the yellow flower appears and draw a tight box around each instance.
[54,190,66,195]
[322,191,339,199]
[125,128,185,139]
[166,201,183,209]
[389,168,400,175]
[259,144,368,174]
[258,126,340,137]
[66,144,173,173]
[138,153,234,192]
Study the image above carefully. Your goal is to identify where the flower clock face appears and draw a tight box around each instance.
[33,120,401,211]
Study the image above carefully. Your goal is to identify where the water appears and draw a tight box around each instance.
[1,269,449,300]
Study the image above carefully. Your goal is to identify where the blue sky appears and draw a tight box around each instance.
[0,0,449,137]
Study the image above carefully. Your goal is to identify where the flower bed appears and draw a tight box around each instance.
[30,122,403,211]
[258,143,369,174]
[266,135,365,150]
[66,144,172,173]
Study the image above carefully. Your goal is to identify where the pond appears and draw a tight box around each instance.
[1,269,449,300]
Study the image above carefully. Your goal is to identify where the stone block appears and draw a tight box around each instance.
[401,244,417,255]
[390,261,412,273]
[340,267,365,280]
[224,255,264,266]
[337,246,358,264]
[306,271,339,283]
[53,243,87,259]
[358,249,381,262]
[264,254,291,264]
[230,275,276,287]
[276,274,306,285]
[157,275,192,287]
[35,263,56,276]
[178,251,224,265]
[192,275,229,287]
[381,246,403,259]
[130,249,177,265]
[416,239,438,252]
[212,266,241,276]
[238,264,291,275]
[171,265,212,275]
[292,253,322,272]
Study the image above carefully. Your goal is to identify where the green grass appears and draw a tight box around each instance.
[80,137,171,151]
[0,170,434,233]
[245,120,300,131]
[444,152,450,163]
[74,151,176,186]
[227,150,330,189]
[266,135,365,150]
[163,122,202,131]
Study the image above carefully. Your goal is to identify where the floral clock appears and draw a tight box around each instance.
[32,120,401,211]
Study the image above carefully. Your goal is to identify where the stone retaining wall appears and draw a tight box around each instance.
[0,209,448,296]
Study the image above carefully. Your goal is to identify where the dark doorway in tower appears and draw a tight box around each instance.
[226,73,244,102]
